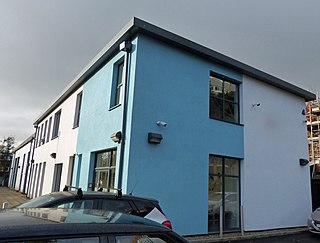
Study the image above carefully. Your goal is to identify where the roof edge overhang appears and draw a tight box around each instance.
[34,17,316,124]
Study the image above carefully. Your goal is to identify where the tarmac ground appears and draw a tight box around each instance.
[0,186,309,242]
[0,186,29,208]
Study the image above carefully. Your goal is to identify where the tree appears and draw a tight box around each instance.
[0,136,15,174]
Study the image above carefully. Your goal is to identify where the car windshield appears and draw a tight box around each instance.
[16,193,66,208]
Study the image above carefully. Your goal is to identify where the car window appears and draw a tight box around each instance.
[11,237,99,242]
[115,234,175,243]
[17,194,61,208]
[131,200,157,217]
[56,200,96,209]
[101,199,133,214]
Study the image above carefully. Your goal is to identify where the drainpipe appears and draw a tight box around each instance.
[117,41,132,191]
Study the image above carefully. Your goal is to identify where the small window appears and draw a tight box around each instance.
[38,124,44,147]
[111,60,124,108]
[73,92,83,128]
[209,73,239,123]
[52,110,61,139]
[43,120,48,144]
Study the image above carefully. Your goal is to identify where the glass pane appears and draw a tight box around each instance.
[225,158,239,176]
[209,156,223,175]
[224,177,240,230]
[208,175,222,232]
[210,76,223,98]
[210,97,223,120]
[224,81,238,102]
[111,150,117,167]
[109,168,115,189]
[116,235,170,243]
[224,102,238,123]
[96,152,111,168]
[95,170,109,190]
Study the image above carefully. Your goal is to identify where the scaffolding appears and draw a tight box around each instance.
[307,97,320,177]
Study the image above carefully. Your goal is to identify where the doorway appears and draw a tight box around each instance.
[208,155,240,233]
[52,163,63,192]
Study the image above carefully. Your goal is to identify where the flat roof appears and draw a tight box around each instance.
[34,17,316,124]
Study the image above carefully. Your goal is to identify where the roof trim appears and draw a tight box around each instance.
[34,17,315,124]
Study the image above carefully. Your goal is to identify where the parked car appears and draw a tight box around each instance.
[16,187,172,229]
[0,208,188,242]
[308,207,320,234]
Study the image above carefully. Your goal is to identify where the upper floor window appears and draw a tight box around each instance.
[47,116,52,143]
[110,60,124,108]
[209,73,239,123]
[52,110,61,139]
[73,92,83,128]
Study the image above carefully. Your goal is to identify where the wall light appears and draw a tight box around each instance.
[148,132,163,144]
[299,158,309,166]
[111,131,122,143]
[50,153,56,159]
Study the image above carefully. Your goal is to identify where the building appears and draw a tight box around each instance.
[10,18,315,235]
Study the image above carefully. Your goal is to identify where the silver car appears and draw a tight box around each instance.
[308,208,320,233]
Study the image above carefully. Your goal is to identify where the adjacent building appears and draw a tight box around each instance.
[10,18,315,235]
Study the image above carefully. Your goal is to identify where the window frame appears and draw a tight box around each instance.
[93,148,117,192]
[110,58,125,109]
[73,91,83,128]
[209,71,240,124]
[52,110,61,140]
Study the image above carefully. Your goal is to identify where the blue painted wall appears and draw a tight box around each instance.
[74,50,127,189]
[75,34,243,235]
[124,35,244,235]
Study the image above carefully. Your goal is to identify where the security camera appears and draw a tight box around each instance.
[156,121,167,127]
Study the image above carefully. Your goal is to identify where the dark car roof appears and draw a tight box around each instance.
[0,208,171,240]
[51,190,159,202]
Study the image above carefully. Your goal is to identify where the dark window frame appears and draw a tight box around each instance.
[209,71,240,124]
[73,91,83,128]
[110,58,124,109]
[47,117,52,143]
[93,148,117,192]
[52,110,61,140]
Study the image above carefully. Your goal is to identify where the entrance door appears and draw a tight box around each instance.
[52,163,63,192]
[208,155,240,233]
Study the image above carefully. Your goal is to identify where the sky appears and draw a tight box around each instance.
[1,0,320,145]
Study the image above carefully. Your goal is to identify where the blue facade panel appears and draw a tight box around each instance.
[74,51,126,190]
[126,35,244,235]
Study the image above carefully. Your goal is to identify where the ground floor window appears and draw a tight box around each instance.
[94,149,116,191]
[208,155,240,233]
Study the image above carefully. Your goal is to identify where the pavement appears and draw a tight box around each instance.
[0,186,29,208]
[0,186,308,242]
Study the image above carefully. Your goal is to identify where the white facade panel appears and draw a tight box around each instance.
[32,86,83,197]
[242,75,312,231]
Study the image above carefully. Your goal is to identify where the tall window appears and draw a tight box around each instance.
[94,149,116,192]
[208,155,240,233]
[52,110,61,139]
[209,73,239,123]
[43,120,47,144]
[47,117,52,142]
[73,92,83,128]
[38,124,43,147]
[111,61,124,108]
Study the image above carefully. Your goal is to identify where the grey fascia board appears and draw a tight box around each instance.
[34,17,315,124]
[132,18,316,101]
[14,133,35,152]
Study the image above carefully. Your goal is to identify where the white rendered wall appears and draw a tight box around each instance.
[32,86,83,197]
[242,75,312,231]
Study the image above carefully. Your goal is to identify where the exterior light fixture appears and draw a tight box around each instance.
[50,153,56,159]
[119,41,132,52]
[299,158,309,166]
[148,132,163,144]
[111,131,122,143]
